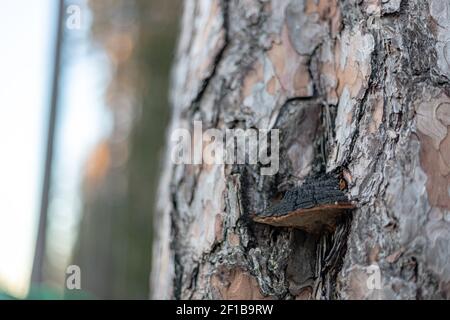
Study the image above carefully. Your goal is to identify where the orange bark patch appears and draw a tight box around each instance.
[85,141,111,187]
[369,245,380,264]
[242,61,264,98]
[419,133,450,210]
[439,133,450,176]
[369,96,384,133]
[294,63,312,96]
[214,214,224,243]
[266,76,277,95]
[319,28,373,106]
[227,232,240,247]
[335,29,374,99]
[211,267,269,299]
[295,287,313,300]
[266,25,313,98]
[304,0,341,39]
[416,94,450,210]
[306,0,340,20]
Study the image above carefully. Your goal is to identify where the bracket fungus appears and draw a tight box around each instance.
[252,170,355,233]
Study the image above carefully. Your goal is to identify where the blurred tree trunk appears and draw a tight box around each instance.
[152,0,450,299]
[71,0,180,299]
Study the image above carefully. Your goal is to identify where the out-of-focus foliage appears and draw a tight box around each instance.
[70,0,180,299]
[0,287,92,300]
[27,285,93,300]
[0,291,15,300]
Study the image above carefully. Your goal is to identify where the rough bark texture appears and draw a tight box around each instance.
[151,0,450,299]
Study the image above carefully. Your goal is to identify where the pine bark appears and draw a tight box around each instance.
[151,0,450,299]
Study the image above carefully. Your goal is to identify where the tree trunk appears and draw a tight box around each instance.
[151,0,450,300]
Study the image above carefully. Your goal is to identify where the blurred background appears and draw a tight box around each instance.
[0,0,180,299]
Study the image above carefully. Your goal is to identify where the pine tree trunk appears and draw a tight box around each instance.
[151,0,450,299]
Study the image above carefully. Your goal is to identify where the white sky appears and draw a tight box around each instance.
[0,0,111,297]
[0,0,55,297]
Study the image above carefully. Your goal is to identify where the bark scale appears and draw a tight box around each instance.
[152,0,450,299]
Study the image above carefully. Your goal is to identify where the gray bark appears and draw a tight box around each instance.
[151,0,450,299]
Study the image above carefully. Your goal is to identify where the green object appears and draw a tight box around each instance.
[0,291,16,300]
